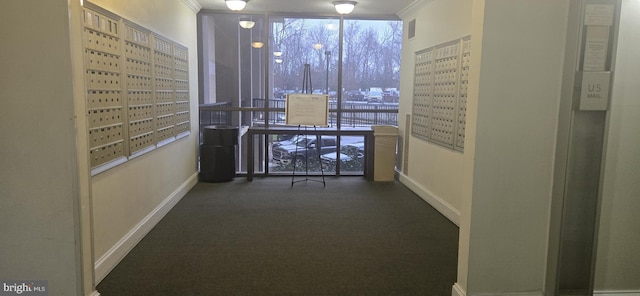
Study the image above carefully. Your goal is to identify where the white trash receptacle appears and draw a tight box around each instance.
[372,125,398,182]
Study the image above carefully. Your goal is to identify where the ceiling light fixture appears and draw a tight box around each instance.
[225,0,247,11]
[238,18,255,29]
[273,50,283,57]
[251,41,264,48]
[333,1,357,15]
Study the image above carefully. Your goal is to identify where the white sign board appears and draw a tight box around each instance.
[584,4,614,26]
[285,94,329,126]
[583,26,609,72]
[579,71,610,111]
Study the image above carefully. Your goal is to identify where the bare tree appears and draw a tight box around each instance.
[272,18,402,98]
[308,23,338,93]
[343,21,363,92]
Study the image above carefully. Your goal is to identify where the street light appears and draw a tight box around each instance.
[325,50,331,95]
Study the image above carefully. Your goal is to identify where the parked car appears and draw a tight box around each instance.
[320,142,365,171]
[329,91,337,99]
[368,87,383,102]
[272,135,338,168]
[345,90,365,101]
[383,90,399,103]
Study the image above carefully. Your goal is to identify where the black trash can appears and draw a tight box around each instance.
[199,125,238,182]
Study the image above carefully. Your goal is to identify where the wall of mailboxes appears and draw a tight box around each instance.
[412,36,470,152]
[82,3,191,174]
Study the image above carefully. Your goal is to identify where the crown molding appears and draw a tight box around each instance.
[181,0,202,13]
[397,0,433,19]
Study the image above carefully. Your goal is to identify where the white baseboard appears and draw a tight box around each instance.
[94,172,198,283]
[452,283,466,296]
[398,172,460,226]
[469,292,542,296]
[449,283,640,296]
[458,289,640,296]
[594,291,640,296]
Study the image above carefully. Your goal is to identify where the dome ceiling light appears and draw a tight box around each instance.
[225,0,248,11]
[333,1,357,15]
[239,17,255,29]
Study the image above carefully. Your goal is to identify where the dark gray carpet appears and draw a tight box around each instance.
[97,177,459,295]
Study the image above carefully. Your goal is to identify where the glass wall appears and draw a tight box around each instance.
[268,17,340,174]
[270,18,339,101]
[198,12,402,177]
[341,20,401,128]
[199,13,265,118]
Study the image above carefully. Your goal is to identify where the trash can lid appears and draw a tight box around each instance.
[371,125,398,135]
[203,125,238,130]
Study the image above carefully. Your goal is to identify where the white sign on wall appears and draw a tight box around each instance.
[579,71,611,111]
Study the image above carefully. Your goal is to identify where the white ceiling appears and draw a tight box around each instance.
[195,0,416,18]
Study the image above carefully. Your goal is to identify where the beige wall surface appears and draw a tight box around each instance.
[400,0,572,295]
[0,1,82,295]
[398,0,474,293]
[398,0,472,226]
[401,0,640,295]
[466,1,569,293]
[83,0,200,283]
[594,0,640,291]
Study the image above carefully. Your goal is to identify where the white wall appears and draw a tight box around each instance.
[79,0,200,283]
[0,1,82,295]
[398,0,472,226]
[399,0,573,295]
[456,2,485,293]
[465,1,569,294]
[398,0,640,295]
[594,0,640,291]
[398,0,474,292]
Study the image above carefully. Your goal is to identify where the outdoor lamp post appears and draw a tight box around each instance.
[325,50,331,94]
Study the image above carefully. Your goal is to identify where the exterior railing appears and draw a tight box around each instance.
[199,102,233,125]
[199,102,233,143]
[248,98,398,127]
[198,99,399,175]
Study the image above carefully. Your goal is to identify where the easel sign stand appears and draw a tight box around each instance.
[285,64,330,187]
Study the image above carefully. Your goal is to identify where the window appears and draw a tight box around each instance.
[198,13,402,176]
[341,20,401,128]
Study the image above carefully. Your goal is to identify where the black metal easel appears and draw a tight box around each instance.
[291,64,326,187]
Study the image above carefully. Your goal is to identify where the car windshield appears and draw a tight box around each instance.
[295,138,311,147]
